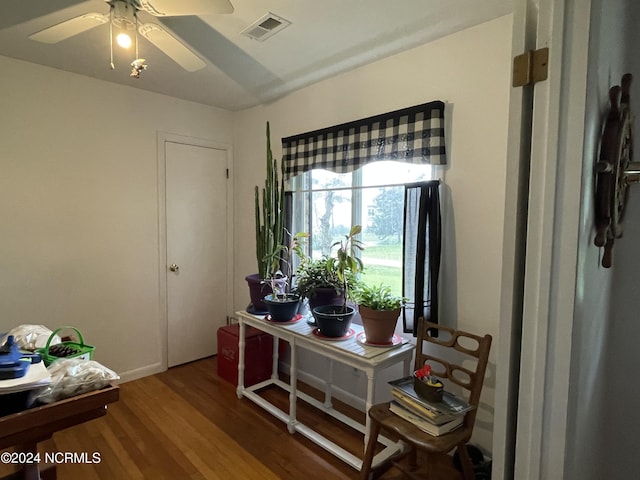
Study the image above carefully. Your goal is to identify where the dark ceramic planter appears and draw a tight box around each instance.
[245,274,271,314]
[312,305,355,337]
[306,287,344,311]
[263,294,301,322]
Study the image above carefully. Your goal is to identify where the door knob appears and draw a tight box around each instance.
[169,264,179,272]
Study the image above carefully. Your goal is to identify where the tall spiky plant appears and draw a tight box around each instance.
[254,121,285,280]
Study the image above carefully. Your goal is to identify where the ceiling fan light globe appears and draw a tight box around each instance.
[116,32,132,48]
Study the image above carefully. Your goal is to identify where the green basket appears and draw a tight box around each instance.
[37,326,95,366]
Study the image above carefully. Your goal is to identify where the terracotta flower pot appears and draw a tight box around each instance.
[358,305,401,344]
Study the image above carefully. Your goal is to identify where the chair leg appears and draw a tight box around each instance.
[360,417,382,480]
[457,444,475,480]
[407,445,418,469]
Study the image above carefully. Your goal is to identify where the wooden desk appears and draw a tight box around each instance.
[0,386,119,480]
[235,310,414,471]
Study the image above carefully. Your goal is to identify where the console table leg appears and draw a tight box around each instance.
[236,321,246,399]
[364,370,375,447]
[323,359,334,409]
[403,355,412,376]
[287,341,297,434]
[271,335,279,380]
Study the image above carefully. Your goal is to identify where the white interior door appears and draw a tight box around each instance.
[165,141,228,367]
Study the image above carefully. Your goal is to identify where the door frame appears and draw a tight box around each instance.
[494,0,591,478]
[514,0,591,477]
[157,131,234,370]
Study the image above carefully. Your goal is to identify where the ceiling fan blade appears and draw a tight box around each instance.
[139,0,233,16]
[138,23,206,72]
[0,0,86,30]
[29,13,108,44]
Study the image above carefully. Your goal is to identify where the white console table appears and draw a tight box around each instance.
[235,310,415,471]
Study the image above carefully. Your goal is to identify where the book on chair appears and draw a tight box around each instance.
[389,400,464,436]
[388,376,474,425]
[390,389,457,425]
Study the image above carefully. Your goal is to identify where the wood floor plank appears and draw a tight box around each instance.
[159,363,355,480]
[1,357,464,479]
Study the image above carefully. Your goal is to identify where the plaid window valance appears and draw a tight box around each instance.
[281,100,446,180]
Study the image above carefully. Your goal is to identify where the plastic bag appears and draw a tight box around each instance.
[0,325,61,351]
[31,358,119,404]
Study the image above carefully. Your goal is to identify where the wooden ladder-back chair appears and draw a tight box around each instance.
[360,318,492,480]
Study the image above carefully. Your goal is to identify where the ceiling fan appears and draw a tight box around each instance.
[28,0,234,75]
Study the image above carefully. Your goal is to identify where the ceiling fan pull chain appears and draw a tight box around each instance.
[109,6,115,69]
[129,12,148,78]
[135,14,139,60]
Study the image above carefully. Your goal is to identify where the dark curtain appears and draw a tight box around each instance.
[283,191,293,244]
[281,191,294,277]
[402,180,441,336]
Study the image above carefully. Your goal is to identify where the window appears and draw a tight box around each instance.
[288,162,432,297]
[282,100,446,334]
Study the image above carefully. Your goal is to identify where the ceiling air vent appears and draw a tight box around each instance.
[241,12,291,41]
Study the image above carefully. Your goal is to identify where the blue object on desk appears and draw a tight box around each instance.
[0,336,41,380]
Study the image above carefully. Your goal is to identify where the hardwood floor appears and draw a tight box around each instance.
[1,357,463,479]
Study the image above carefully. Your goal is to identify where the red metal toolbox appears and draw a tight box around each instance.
[217,324,273,387]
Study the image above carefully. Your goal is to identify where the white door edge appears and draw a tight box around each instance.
[492,2,538,478]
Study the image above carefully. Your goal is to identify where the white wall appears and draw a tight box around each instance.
[604,10,640,470]
[566,0,640,478]
[233,15,513,453]
[0,56,233,380]
[564,0,639,478]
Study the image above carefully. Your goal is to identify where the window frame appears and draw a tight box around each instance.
[285,163,435,289]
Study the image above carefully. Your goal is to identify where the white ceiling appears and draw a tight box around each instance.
[0,0,512,111]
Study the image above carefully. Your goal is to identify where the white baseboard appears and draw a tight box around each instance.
[117,362,165,383]
[279,361,366,412]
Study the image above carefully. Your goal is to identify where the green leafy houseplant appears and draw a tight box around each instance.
[262,231,308,322]
[264,231,308,299]
[303,226,365,337]
[354,282,405,345]
[294,256,344,298]
[353,283,405,311]
[294,226,363,306]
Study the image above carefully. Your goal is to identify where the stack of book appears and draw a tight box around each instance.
[388,376,474,436]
